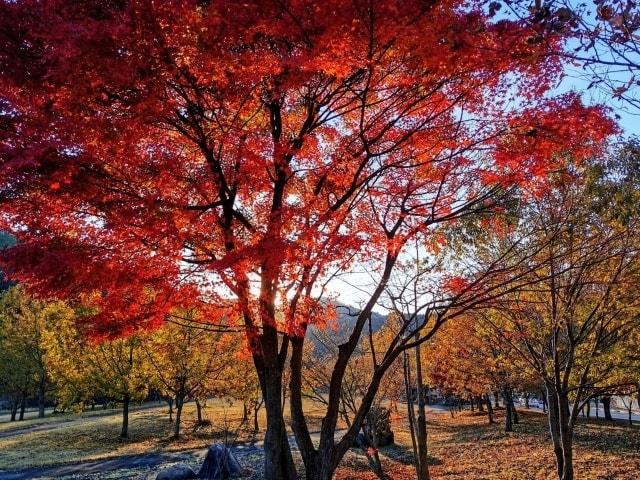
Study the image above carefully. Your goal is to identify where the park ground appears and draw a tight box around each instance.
[0,401,639,480]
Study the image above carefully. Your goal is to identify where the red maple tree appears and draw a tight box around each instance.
[0,1,614,478]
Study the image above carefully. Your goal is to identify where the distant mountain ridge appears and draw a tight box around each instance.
[307,302,387,351]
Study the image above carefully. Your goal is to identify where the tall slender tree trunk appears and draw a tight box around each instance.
[196,399,203,424]
[485,394,495,424]
[557,393,574,480]
[120,392,130,438]
[18,395,26,421]
[37,375,46,418]
[254,405,260,432]
[601,396,613,420]
[10,398,18,421]
[174,396,184,438]
[167,397,173,422]
[546,387,564,479]
[403,352,419,471]
[503,389,513,432]
[414,340,430,480]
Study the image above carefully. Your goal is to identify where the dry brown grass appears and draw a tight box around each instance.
[1,401,639,479]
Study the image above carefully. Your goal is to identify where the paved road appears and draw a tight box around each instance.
[517,401,640,423]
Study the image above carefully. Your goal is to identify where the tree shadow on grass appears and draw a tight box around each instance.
[573,418,640,456]
[379,443,442,466]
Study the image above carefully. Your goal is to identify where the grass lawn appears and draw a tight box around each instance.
[0,401,639,479]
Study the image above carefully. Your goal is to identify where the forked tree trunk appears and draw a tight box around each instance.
[120,392,130,438]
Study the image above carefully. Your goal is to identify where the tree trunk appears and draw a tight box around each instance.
[174,396,184,437]
[37,375,46,418]
[254,405,260,432]
[493,391,500,408]
[167,397,173,422]
[546,387,564,479]
[256,328,297,480]
[414,341,430,480]
[485,394,494,424]
[120,392,130,438]
[10,399,18,421]
[601,396,613,420]
[557,393,574,480]
[18,395,26,421]
[503,389,513,432]
[505,401,513,432]
[196,399,203,424]
[560,432,574,480]
[242,402,248,423]
[403,352,419,473]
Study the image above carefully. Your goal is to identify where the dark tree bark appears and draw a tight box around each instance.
[601,396,613,421]
[18,395,26,421]
[120,392,130,438]
[254,326,297,480]
[485,394,495,424]
[10,398,18,421]
[253,403,260,432]
[167,397,173,422]
[546,388,564,479]
[37,375,46,418]
[174,395,184,437]
[196,399,203,424]
[504,401,513,432]
[413,338,430,480]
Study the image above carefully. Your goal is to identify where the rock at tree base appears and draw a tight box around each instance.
[354,430,394,448]
[197,444,243,479]
[154,463,197,480]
